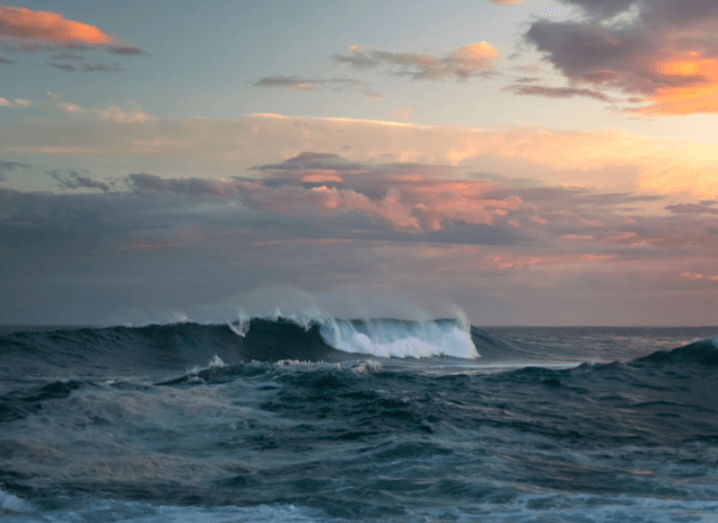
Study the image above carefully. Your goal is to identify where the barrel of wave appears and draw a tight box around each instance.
[318,318,480,359]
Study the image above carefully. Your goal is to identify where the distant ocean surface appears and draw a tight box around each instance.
[1,319,718,522]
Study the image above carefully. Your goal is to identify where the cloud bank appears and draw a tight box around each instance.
[1,113,716,324]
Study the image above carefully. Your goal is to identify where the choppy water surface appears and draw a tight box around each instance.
[1,321,717,522]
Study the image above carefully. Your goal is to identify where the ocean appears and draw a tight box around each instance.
[1,319,717,522]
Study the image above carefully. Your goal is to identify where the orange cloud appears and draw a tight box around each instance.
[0,4,113,45]
[639,54,718,115]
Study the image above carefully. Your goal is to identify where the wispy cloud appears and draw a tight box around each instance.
[501,84,614,102]
[523,0,718,115]
[52,95,154,123]
[331,42,500,81]
[48,169,110,192]
[47,61,122,73]
[387,107,414,121]
[0,96,31,107]
[254,75,382,100]
[665,200,718,216]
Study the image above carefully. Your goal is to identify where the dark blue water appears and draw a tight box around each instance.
[1,321,717,522]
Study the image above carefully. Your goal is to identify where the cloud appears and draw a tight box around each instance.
[126,154,523,233]
[255,75,317,90]
[0,4,113,45]
[107,45,142,56]
[53,96,154,123]
[0,159,30,181]
[82,62,122,72]
[387,107,414,121]
[491,0,533,4]
[46,61,76,71]
[128,173,238,197]
[46,61,122,72]
[2,146,718,325]
[363,89,384,101]
[0,97,31,107]
[501,84,614,101]
[50,52,85,61]
[48,169,110,192]
[254,75,382,101]
[665,200,718,215]
[3,113,718,197]
[523,0,718,114]
[0,4,142,67]
[331,42,500,81]
[0,55,13,64]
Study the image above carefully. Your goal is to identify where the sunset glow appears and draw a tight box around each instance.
[0,0,716,326]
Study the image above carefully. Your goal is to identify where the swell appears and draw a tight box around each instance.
[1,322,716,384]
[0,317,477,379]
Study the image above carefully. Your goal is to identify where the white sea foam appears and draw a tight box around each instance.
[319,319,479,359]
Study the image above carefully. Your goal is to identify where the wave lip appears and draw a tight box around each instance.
[318,318,479,359]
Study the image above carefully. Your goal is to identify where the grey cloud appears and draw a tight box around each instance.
[48,169,111,192]
[1,41,43,53]
[330,44,500,81]
[108,45,143,56]
[501,84,614,102]
[82,63,122,73]
[252,152,367,173]
[0,56,14,64]
[50,52,86,62]
[513,76,541,83]
[128,173,238,197]
[2,159,717,325]
[665,200,718,215]
[0,161,30,181]
[522,0,718,112]
[254,75,362,90]
[254,75,380,99]
[46,61,77,71]
[46,61,123,72]
[524,21,649,88]
[255,75,316,89]
[560,0,636,19]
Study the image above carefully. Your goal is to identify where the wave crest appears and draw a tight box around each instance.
[318,318,479,359]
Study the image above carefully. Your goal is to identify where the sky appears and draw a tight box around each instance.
[1,0,718,326]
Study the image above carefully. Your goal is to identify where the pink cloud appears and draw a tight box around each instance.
[0,4,111,45]
[0,4,141,53]
[300,172,344,183]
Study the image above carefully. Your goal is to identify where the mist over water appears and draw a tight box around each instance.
[1,317,717,522]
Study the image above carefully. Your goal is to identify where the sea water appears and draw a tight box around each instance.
[1,321,717,522]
